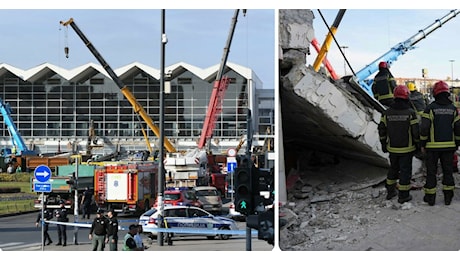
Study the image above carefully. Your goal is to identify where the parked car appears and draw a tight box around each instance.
[138,205,238,240]
[192,186,223,215]
[153,188,203,208]
[34,193,73,209]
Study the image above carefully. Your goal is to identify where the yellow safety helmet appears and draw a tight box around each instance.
[407,82,416,91]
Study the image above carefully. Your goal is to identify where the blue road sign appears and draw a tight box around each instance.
[34,165,52,182]
[34,182,52,192]
[227,162,237,173]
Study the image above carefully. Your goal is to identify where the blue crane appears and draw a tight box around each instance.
[353,10,460,97]
[0,98,36,157]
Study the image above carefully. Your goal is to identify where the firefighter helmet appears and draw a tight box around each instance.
[407,82,416,91]
[378,61,388,69]
[393,85,410,99]
[433,81,450,96]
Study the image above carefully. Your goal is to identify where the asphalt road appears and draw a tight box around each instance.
[0,210,273,251]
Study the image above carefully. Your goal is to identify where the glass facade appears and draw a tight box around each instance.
[0,63,274,155]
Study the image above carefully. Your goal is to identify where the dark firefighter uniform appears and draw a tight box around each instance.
[54,201,68,246]
[89,209,109,251]
[372,61,397,107]
[378,85,420,204]
[36,205,53,245]
[420,81,460,206]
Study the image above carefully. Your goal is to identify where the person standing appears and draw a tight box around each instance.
[134,224,145,251]
[123,224,141,251]
[80,186,93,219]
[54,200,68,246]
[372,61,397,107]
[89,209,108,251]
[106,209,119,251]
[378,85,420,203]
[35,203,53,246]
[420,81,460,206]
[407,81,427,118]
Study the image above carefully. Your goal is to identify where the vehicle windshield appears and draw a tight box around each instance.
[195,189,218,196]
[184,191,198,200]
[164,193,181,201]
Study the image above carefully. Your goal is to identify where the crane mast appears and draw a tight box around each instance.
[60,18,176,153]
[197,9,244,150]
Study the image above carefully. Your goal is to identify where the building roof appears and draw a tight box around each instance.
[0,61,263,88]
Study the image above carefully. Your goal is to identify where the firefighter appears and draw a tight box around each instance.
[378,85,420,203]
[372,61,397,107]
[420,81,460,206]
[407,82,427,118]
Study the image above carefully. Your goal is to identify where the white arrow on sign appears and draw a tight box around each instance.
[35,171,50,178]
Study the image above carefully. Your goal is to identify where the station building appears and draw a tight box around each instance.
[0,61,274,158]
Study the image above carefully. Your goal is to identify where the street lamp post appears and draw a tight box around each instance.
[450,59,455,87]
[340,46,348,75]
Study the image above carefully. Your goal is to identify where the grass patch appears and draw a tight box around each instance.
[0,181,37,215]
[0,181,34,193]
[0,199,36,215]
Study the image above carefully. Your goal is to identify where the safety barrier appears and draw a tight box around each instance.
[45,220,258,236]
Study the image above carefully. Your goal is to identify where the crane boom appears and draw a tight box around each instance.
[198,9,243,149]
[0,98,35,156]
[354,9,460,96]
[60,18,176,153]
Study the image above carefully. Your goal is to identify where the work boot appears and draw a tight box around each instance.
[385,184,397,200]
[443,190,454,205]
[398,190,412,204]
[423,194,436,206]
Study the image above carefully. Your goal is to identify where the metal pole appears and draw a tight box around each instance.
[246,108,252,251]
[450,60,455,87]
[73,156,79,245]
[158,9,167,246]
[41,193,44,251]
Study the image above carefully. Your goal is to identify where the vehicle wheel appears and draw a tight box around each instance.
[219,227,230,240]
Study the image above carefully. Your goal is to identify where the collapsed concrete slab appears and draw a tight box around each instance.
[279,9,389,171]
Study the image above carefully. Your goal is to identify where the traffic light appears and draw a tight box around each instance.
[66,172,77,191]
[234,166,253,215]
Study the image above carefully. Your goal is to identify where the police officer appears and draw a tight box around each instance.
[89,208,109,251]
[106,209,119,251]
[372,61,397,107]
[35,203,53,246]
[378,85,420,203]
[54,200,68,246]
[80,186,93,219]
[420,81,460,206]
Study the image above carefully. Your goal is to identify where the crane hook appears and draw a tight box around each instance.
[64,47,69,58]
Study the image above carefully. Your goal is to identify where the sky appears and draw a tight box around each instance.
[309,9,460,82]
[0,9,275,89]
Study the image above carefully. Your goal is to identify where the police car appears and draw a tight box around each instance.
[138,205,238,240]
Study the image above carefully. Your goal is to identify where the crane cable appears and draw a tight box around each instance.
[64,24,69,58]
[317,9,355,76]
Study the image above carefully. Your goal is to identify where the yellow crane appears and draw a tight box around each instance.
[60,18,176,153]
